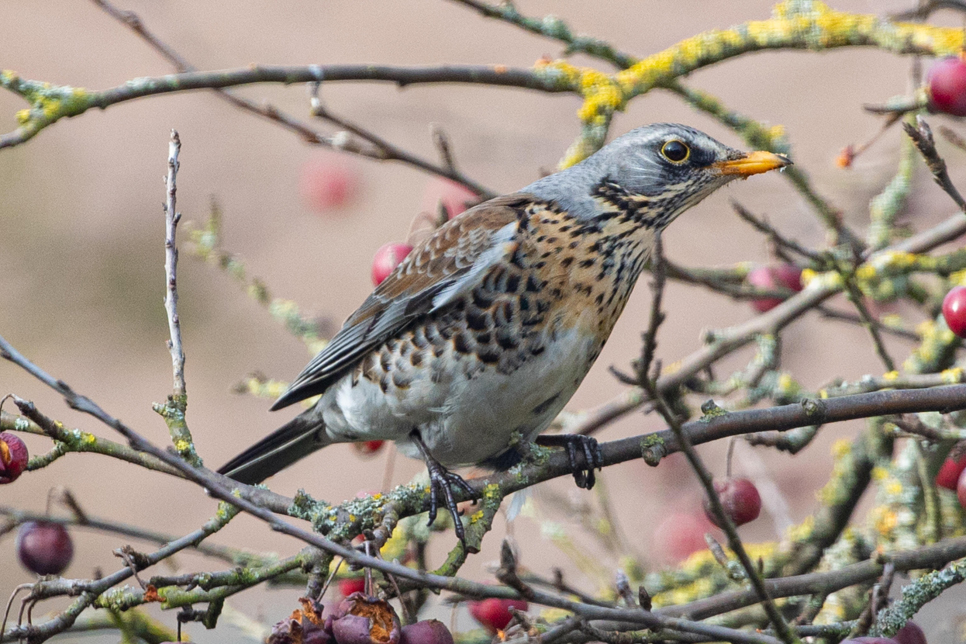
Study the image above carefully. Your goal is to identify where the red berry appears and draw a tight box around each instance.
[958,467,966,510]
[17,521,73,575]
[421,179,478,220]
[703,478,762,528]
[894,621,927,644]
[468,598,528,634]
[747,264,803,313]
[942,286,966,337]
[935,453,966,490]
[929,55,966,117]
[400,620,454,644]
[300,157,360,212]
[0,432,28,484]
[371,243,413,286]
[339,577,366,597]
[654,511,715,562]
[352,440,386,456]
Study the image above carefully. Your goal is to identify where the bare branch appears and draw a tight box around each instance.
[89,0,495,197]
[163,130,185,397]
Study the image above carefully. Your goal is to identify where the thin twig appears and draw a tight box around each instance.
[939,125,966,154]
[306,89,492,198]
[153,132,199,465]
[88,0,495,197]
[891,0,966,20]
[164,130,185,397]
[636,263,799,644]
[644,389,800,643]
[889,414,946,442]
[0,505,246,565]
[637,233,667,383]
[815,306,919,342]
[450,0,636,68]
[571,205,966,438]
[731,201,823,262]
[842,278,897,373]
[661,534,966,620]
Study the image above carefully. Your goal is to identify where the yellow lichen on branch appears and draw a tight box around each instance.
[2,1,965,159]
[553,0,966,167]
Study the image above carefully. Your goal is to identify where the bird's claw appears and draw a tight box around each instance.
[425,461,473,545]
[536,434,603,489]
[411,430,473,548]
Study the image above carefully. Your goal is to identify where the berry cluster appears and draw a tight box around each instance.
[268,592,463,644]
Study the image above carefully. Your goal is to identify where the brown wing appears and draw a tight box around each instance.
[270,194,530,410]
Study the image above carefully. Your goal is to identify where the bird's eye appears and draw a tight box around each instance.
[661,140,690,164]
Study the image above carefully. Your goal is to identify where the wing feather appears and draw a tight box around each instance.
[270,195,529,410]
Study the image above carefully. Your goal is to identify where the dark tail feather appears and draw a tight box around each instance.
[218,415,331,485]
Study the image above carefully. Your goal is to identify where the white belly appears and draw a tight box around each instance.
[314,323,598,467]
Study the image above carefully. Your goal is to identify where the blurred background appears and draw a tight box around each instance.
[2,0,966,641]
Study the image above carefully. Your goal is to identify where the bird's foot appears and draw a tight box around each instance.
[535,434,603,489]
[410,431,474,547]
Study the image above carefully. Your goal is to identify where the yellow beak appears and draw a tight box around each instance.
[712,151,792,177]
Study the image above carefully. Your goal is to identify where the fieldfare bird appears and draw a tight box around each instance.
[220,123,790,542]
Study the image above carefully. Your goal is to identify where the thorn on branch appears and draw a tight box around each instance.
[903,116,966,212]
[638,585,652,611]
[496,538,535,600]
[431,125,457,174]
[614,570,636,606]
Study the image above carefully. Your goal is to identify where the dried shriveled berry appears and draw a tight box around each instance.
[17,521,73,575]
[269,597,332,644]
[331,592,400,644]
[0,432,28,484]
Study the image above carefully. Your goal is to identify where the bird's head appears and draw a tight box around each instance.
[527,123,791,229]
[593,123,791,228]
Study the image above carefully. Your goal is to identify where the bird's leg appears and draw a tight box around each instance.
[409,430,473,546]
[535,434,603,489]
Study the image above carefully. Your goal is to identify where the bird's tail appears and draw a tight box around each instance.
[218,415,332,485]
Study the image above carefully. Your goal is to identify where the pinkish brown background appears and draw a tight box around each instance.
[2,1,965,641]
